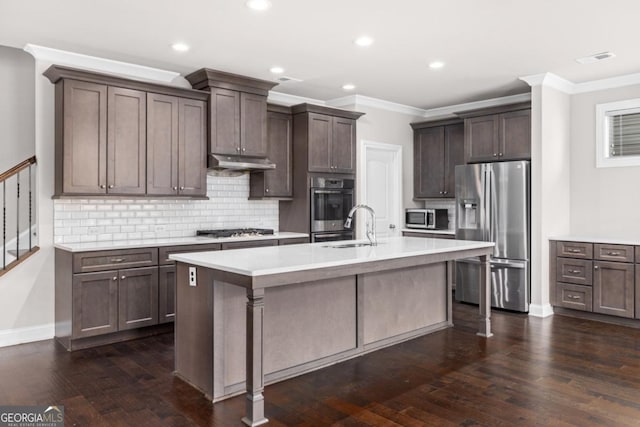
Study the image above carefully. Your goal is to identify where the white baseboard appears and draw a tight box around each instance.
[0,323,54,348]
[529,303,554,318]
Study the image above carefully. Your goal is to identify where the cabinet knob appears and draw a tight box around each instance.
[594,265,599,270]
[173,186,178,191]
[100,184,106,189]
[443,191,448,195]
[493,153,497,157]
[180,186,185,190]
[608,251,620,256]
[236,147,241,152]
[498,153,503,157]
[108,184,114,189]
[112,276,117,281]
[242,147,246,152]
[439,191,443,195]
[121,275,126,280]
[265,188,269,193]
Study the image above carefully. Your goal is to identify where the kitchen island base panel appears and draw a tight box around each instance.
[175,261,454,404]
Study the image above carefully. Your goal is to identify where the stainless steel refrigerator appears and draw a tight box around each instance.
[455,160,530,312]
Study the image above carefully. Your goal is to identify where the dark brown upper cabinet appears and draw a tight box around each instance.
[250,104,293,199]
[291,104,365,174]
[44,65,210,198]
[456,102,531,164]
[146,94,207,196]
[185,68,277,162]
[411,119,464,199]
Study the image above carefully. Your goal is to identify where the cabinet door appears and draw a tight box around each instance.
[147,93,179,195]
[499,109,531,160]
[443,123,464,197]
[118,266,159,330]
[465,115,498,163]
[210,88,240,156]
[107,87,146,195]
[307,113,333,172]
[158,265,176,324]
[178,98,207,196]
[593,261,634,318]
[414,127,445,198]
[332,117,356,173]
[62,80,107,194]
[240,93,268,157]
[263,111,292,197]
[72,271,118,338]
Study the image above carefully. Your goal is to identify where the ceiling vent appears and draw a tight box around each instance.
[576,51,616,64]
[277,76,303,83]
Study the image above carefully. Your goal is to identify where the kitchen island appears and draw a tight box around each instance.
[170,236,494,426]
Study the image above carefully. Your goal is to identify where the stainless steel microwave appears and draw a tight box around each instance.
[405,208,449,230]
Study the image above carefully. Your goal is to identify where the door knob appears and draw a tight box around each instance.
[389,224,396,229]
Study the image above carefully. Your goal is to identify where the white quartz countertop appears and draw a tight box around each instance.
[549,235,640,246]
[401,228,455,235]
[170,236,494,277]
[54,232,308,252]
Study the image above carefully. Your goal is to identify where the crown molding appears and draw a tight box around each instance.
[519,72,574,94]
[327,95,428,117]
[23,44,179,83]
[421,93,532,119]
[573,72,640,94]
[267,91,326,107]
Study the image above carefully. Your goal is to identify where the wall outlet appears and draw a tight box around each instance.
[189,266,197,287]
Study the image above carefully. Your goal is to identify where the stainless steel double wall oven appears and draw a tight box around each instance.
[310,177,355,243]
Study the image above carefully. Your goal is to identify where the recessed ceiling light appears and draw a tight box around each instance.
[576,51,616,64]
[270,66,284,74]
[246,0,272,11]
[354,36,373,47]
[171,43,190,52]
[429,61,445,69]
[342,84,356,91]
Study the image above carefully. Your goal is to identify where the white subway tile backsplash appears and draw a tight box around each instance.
[54,174,279,243]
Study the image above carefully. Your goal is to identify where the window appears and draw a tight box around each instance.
[596,98,640,168]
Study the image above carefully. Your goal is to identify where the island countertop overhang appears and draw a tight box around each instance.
[170,237,494,289]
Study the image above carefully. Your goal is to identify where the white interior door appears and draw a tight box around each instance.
[359,140,402,239]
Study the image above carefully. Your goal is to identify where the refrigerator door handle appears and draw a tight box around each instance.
[490,260,527,269]
[483,166,491,242]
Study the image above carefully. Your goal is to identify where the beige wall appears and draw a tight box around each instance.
[0,46,35,173]
[570,84,640,237]
[351,104,424,210]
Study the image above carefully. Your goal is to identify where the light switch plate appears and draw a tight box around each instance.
[188,266,197,287]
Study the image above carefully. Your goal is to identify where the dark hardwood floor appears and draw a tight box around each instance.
[3,302,640,426]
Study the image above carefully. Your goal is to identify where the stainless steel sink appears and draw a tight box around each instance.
[323,243,377,248]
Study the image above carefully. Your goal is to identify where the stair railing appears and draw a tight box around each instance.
[0,156,38,276]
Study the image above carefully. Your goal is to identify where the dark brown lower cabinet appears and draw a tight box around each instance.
[593,261,634,318]
[118,267,159,330]
[158,265,176,324]
[72,271,119,338]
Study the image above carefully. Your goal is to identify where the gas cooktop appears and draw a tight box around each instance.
[196,228,275,238]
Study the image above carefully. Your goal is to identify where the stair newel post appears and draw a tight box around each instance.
[15,171,20,260]
[28,164,32,251]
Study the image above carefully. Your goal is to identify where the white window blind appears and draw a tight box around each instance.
[596,99,640,168]
[607,108,640,157]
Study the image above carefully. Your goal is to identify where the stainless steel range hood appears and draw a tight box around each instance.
[208,154,276,172]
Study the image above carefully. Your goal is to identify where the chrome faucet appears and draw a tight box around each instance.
[344,204,377,246]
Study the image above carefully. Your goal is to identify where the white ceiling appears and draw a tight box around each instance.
[1,0,639,110]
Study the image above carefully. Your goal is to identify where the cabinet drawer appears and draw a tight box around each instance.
[73,248,158,273]
[557,241,593,259]
[158,244,221,265]
[556,283,592,312]
[594,244,634,263]
[556,258,593,285]
[278,238,310,245]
